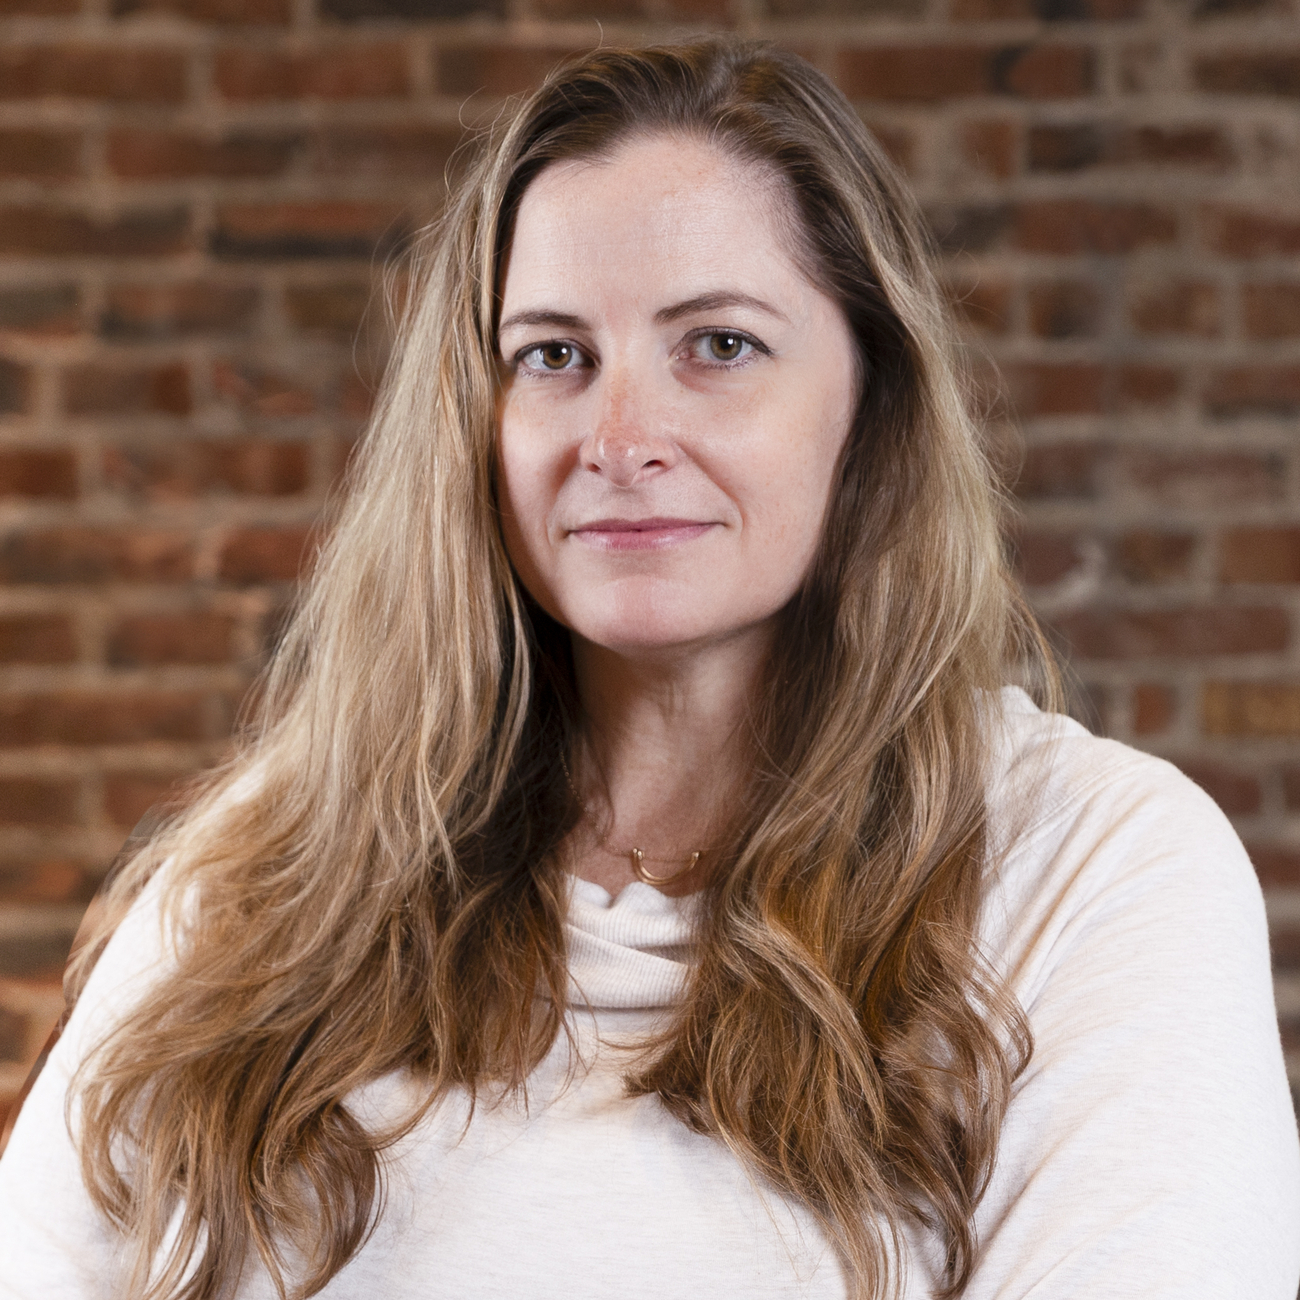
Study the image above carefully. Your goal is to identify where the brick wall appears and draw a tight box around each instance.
[1,0,1298,1133]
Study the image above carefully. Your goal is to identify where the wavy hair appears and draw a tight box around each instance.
[68,40,1055,1300]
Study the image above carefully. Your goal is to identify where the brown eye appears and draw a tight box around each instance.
[540,343,574,369]
[708,333,746,362]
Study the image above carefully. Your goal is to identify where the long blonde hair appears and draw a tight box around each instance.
[69,40,1054,1300]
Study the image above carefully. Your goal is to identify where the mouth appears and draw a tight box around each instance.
[569,517,717,551]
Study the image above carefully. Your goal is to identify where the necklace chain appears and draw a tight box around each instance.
[559,750,707,887]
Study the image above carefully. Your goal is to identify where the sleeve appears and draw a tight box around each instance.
[962,752,1300,1300]
[0,868,178,1298]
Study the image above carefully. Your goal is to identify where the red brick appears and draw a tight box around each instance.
[1015,441,1105,499]
[0,205,189,258]
[1028,123,1232,172]
[0,47,186,104]
[1174,760,1261,814]
[534,0,729,16]
[0,449,77,499]
[101,282,259,340]
[1220,528,1300,583]
[928,204,1013,254]
[0,0,77,12]
[107,611,237,666]
[838,44,1093,103]
[0,858,94,906]
[1015,529,1082,585]
[1027,123,1104,171]
[63,363,190,417]
[0,927,77,978]
[308,126,463,180]
[218,525,316,584]
[212,360,314,417]
[1128,281,1221,337]
[104,439,309,499]
[0,359,32,414]
[1132,682,1174,735]
[1203,207,1300,258]
[1194,52,1300,97]
[0,778,79,826]
[1203,365,1300,419]
[0,528,193,584]
[325,0,502,15]
[112,0,290,19]
[212,202,404,261]
[0,691,221,746]
[284,282,370,336]
[107,129,296,180]
[1116,450,1284,506]
[1005,362,1106,416]
[959,120,1018,179]
[863,122,915,175]
[1113,530,1194,583]
[437,46,575,97]
[1027,280,1102,338]
[0,1006,25,1062]
[103,772,189,829]
[1056,606,1288,658]
[0,130,81,179]
[0,285,79,334]
[1270,922,1300,972]
[1246,843,1300,889]
[1242,284,1300,339]
[944,276,1011,336]
[1117,364,1179,409]
[1015,200,1177,253]
[215,46,409,100]
[1203,682,1300,736]
[0,615,76,663]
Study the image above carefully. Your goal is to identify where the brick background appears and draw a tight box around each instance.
[1,0,1299,1138]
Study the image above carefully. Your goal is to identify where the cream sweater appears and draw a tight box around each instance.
[2,690,1298,1297]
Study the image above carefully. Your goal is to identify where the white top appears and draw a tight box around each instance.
[1,689,1298,1298]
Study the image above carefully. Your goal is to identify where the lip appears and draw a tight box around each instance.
[569,517,716,551]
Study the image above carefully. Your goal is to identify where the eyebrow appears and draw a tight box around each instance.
[497,291,790,338]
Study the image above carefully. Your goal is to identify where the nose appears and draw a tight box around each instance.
[579,369,678,489]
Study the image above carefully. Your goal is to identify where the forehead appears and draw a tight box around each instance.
[500,135,809,312]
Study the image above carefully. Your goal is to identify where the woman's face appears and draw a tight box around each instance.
[496,134,858,659]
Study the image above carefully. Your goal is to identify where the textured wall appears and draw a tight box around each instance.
[1,0,1298,1129]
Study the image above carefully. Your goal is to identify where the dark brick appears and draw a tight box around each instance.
[1129,281,1221,337]
[1242,284,1300,339]
[1029,122,1231,172]
[308,126,462,180]
[0,285,79,333]
[1132,682,1174,734]
[1016,441,1105,500]
[437,45,578,97]
[212,202,405,261]
[218,525,317,584]
[1015,529,1083,586]
[104,439,310,499]
[1117,364,1179,409]
[108,612,237,666]
[1246,842,1300,888]
[838,43,1093,103]
[326,0,503,20]
[0,130,81,179]
[0,359,31,414]
[101,282,259,340]
[112,0,291,19]
[0,47,186,103]
[0,778,79,826]
[1028,123,1105,171]
[0,528,193,584]
[0,449,77,499]
[104,772,189,829]
[63,363,190,417]
[0,691,222,746]
[953,0,1141,16]
[1116,450,1284,506]
[1203,366,1300,419]
[945,276,1011,336]
[107,130,297,180]
[1027,280,1102,338]
[0,615,76,663]
[0,205,189,258]
[215,45,409,99]
[0,1006,24,1063]
[1015,200,1177,254]
[1283,765,1300,811]
[1195,52,1300,97]
[926,203,1012,254]
[1175,761,1262,815]
[1005,362,1106,416]
[0,929,75,979]
[1058,606,1288,659]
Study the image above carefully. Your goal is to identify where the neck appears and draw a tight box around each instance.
[567,630,769,890]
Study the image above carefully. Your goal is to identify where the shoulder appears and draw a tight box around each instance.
[980,687,1268,998]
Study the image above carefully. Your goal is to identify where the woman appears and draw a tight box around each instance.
[1,39,1296,1300]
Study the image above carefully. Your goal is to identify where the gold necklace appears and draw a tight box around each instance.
[559,751,706,887]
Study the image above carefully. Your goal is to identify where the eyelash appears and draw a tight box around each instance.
[510,329,770,376]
